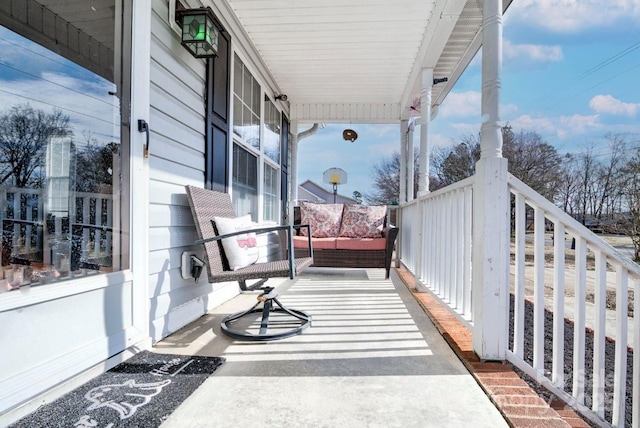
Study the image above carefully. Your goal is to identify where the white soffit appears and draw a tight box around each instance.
[225,0,488,123]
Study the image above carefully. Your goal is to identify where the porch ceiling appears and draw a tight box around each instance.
[225,0,492,123]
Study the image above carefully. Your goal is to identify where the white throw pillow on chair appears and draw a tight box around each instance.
[213,215,260,270]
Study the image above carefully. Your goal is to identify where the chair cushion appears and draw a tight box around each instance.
[299,202,344,238]
[335,237,387,250]
[212,215,259,270]
[338,205,387,238]
[293,236,337,249]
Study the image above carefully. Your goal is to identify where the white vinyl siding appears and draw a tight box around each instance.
[147,1,237,343]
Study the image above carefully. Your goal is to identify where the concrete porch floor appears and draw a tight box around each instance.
[154,267,508,428]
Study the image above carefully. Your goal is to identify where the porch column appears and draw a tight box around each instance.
[407,125,415,201]
[417,68,433,197]
[399,119,409,204]
[472,0,509,360]
[289,120,299,224]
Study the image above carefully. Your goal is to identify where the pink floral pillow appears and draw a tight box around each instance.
[338,205,387,238]
[300,202,344,238]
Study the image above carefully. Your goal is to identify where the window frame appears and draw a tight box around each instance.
[229,52,283,224]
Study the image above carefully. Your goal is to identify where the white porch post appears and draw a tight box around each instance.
[407,126,415,201]
[400,119,409,204]
[289,120,299,224]
[417,68,433,197]
[472,0,509,360]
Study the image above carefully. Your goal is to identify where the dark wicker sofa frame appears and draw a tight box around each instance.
[293,206,399,279]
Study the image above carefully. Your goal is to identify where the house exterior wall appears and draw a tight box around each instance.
[0,1,147,422]
[0,1,291,422]
[146,0,239,343]
[146,0,289,342]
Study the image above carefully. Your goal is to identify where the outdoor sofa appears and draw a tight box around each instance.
[293,202,399,279]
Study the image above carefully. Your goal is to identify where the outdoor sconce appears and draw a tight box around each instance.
[176,7,220,58]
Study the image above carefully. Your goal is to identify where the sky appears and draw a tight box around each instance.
[0,26,119,149]
[297,0,640,201]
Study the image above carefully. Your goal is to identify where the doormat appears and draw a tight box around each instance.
[10,351,225,428]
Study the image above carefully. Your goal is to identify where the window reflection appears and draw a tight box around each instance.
[0,3,125,292]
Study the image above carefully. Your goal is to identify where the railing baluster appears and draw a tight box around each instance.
[592,250,606,417]
[444,195,452,300]
[463,186,472,319]
[455,190,464,310]
[552,222,565,388]
[634,277,639,428]
[533,206,545,373]
[573,236,587,405]
[612,266,628,427]
[514,192,526,358]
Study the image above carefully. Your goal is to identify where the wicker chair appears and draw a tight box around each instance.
[185,185,314,341]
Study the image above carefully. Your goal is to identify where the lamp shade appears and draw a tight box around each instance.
[177,7,219,58]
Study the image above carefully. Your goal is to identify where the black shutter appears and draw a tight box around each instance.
[205,28,231,192]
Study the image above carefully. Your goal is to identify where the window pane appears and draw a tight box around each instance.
[232,56,260,150]
[263,164,278,222]
[234,55,242,98]
[0,4,128,290]
[233,95,242,137]
[232,144,258,222]
[263,99,280,163]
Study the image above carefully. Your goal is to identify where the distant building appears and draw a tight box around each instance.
[298,179,357,204]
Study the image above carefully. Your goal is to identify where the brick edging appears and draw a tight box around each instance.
[395,268,590,428]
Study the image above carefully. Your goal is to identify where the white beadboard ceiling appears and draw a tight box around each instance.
[8,0,511,124]
[224,0,510,123]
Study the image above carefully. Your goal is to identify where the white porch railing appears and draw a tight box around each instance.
[398,176,474,327]
[0,186,114,285]
[397,173,638,427]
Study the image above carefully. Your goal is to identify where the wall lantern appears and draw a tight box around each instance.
[176,7,220,58]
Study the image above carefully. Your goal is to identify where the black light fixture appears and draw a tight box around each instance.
[343,129,358,142]
[274,94,288,102]
[433,77,449,85]
[176,7,220,58]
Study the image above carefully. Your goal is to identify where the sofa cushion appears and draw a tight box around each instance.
[299,202,344,238]
[212,215,259,270]
[335,237,387,250]
[293,236,337,249]
[338,204,387,238]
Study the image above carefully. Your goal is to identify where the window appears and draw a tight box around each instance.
[231,55,284,224]
[263,164,278,222]
[0,1,129,291]
[233,54,260,150]
[232,144,258,221]
[263,98,281,163]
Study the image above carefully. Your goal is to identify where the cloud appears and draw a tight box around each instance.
[440,91,481,118]
[503,40,563,62]
[508,113,601,139]
[439,90,519,122]
[0,73,118,145]
[589,94,639,116]
[507,0,640,33]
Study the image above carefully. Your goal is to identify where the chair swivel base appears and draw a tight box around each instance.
[220,289,312,341]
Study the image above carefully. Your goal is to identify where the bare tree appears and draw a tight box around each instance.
[366,149,419,205]
[593,134,626,221]
[619,149,640,261]
[430,135,480,190]
[0,104,71,187]
[502,125,563,200]
[556,153,581,215]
